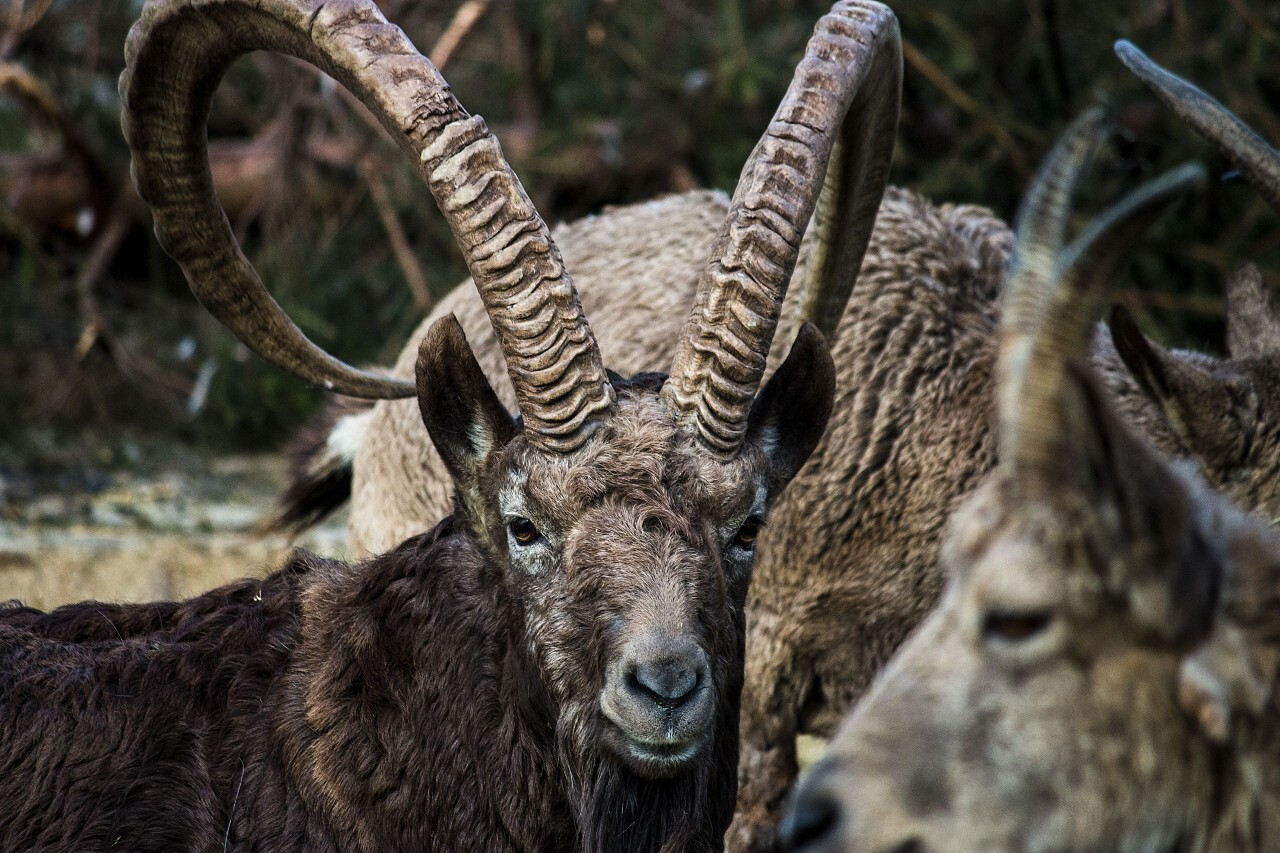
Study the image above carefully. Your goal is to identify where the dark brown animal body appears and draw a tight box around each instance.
[0,515,720,853]
[2,524,568,853]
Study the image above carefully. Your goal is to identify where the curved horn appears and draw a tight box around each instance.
[1058,162,1206,301]
[661,1,901,456]
[1115,40,1280,216]
[122,0,613,451]
[797,9,902,338]
[999,117,1205,473]
[998,108,1107,382]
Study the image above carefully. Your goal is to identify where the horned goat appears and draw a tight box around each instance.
[0,0,915,848]
[785,104,1280,853]
[267,25,1280,850]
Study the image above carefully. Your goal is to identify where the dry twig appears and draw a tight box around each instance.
[359,156,434,311]
[902,39,1036,176]
[430,0,490,70]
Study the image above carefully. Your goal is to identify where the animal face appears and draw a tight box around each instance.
[417,315,834,780]
[482,387,764,778]
[787,467,1223,852]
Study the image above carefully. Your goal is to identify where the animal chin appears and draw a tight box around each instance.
[600,713,709,779]
[621,731,708,779]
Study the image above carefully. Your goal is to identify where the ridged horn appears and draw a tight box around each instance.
[999,115,1205,474]
[1116,40,1280,217]
[122,0,614,451]
[661,0,901,456]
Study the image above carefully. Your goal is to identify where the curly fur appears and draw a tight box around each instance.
[270,186,1279,850]
[0,518,730,851]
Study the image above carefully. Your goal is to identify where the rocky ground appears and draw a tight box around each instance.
[0,437,348,611]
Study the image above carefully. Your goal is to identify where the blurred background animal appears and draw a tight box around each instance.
[786,100,1280,853]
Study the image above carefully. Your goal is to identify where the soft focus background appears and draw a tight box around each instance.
[2,0,1277,603]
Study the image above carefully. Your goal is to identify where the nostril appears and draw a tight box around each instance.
[630,661,700,709]
[782,791,840,851]
[888,841,923,853]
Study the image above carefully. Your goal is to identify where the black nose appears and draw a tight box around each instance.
[628,658,701,708]
[782,790,839,851]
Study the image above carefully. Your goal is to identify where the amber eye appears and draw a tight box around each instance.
[507,517,542,546]
[982,610,1051,643]
[733,517,764,551]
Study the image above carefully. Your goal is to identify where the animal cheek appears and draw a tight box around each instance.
[902,752,954,818]
[526,601,602,694]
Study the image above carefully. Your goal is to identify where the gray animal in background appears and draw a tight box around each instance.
[0,0,895,849]
[785,104,1280,853]
[1100,39,1280,519]
[263,19,1280,853]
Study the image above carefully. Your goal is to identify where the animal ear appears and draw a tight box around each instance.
[745,322,837,486]
[1181,516,1280,741]
[1226,262,1280,359]
[1061,364,1222,645]
[1178,624,1270,744]
[1108,305,1249,465]
[416,315,517,494]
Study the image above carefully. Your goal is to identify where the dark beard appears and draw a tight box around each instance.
[579,752,719,853]
[557,703,726,853]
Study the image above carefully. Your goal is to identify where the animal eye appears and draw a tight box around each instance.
[982,610,1051,643]
[507,517,542,547]
[733,517,764,551]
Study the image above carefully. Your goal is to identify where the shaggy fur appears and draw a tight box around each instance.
[1,327,834,851]
[265,185,1280,850]
[0,522,583,852]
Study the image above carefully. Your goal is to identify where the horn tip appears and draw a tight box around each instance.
[1114,39,1148,72]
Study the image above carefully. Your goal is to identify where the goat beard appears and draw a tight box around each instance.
[555,698,725,853]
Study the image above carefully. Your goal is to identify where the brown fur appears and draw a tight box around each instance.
[1100,263,1280,516]
[281,183,1280,850]
[786,303,1280,853]
[0,315,835,851]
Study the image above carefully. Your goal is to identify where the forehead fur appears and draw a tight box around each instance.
[945,476,1084,565]
[943,477,1106,600]
[946,459,1232,649]
[508,383,766,522]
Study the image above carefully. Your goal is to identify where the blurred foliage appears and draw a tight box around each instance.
[1,0,1278,452]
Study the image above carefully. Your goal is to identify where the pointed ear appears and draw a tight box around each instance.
[1227,262,1280,359]
[415,315,517,497]
[1108,305,1248,465]
[746,323,836,487]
